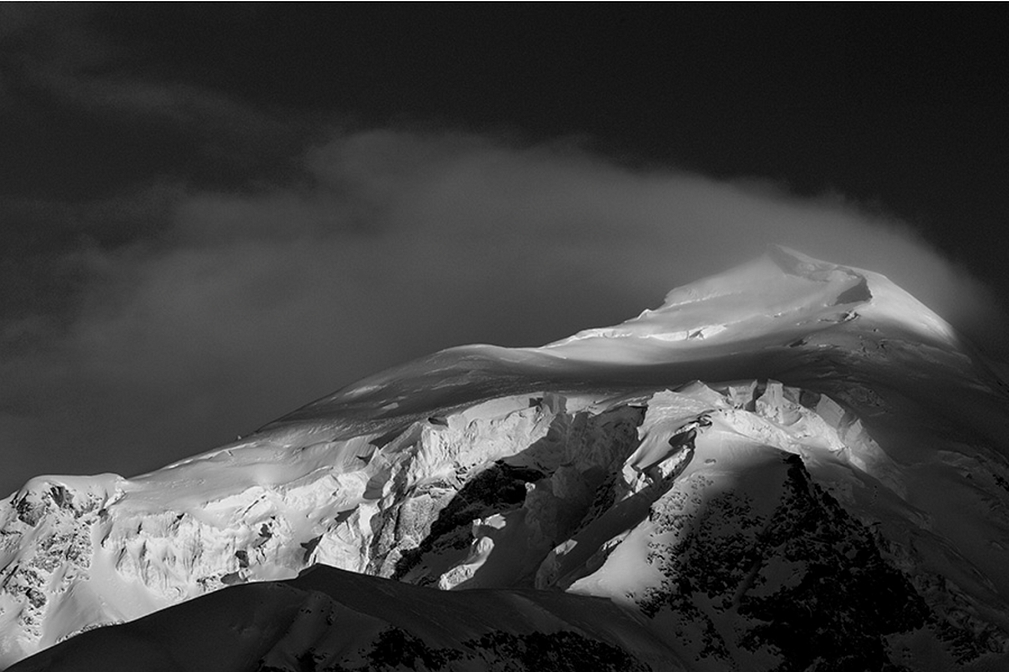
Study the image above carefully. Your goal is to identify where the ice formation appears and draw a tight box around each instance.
[3,247,1009,671]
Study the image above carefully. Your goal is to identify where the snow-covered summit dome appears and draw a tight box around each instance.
[544,245,957,361]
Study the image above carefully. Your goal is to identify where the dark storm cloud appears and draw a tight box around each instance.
[2,128,1006,498]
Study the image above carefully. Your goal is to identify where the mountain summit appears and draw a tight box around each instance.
[3,249,1009,671]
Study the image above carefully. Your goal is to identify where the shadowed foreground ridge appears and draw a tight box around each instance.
[3,248,1009,671]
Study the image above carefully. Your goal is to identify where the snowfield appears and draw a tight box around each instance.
[3,247,1009,671]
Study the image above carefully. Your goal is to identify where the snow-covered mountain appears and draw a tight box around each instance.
[3,247,1009,671]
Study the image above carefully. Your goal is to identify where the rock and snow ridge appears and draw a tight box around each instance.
[3,246,1009,671]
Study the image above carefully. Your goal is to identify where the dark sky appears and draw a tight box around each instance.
[2,4,1007,497]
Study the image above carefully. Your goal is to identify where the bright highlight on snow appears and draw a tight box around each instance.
[2,247,1008,671]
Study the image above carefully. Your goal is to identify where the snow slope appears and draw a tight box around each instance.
[9,563,682,672]
[3,247,1009,670]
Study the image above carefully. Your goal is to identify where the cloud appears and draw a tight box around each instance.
[2,128,1006,497]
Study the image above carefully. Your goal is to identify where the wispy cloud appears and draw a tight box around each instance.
[2,128,1006,498]
[1,4,304,179]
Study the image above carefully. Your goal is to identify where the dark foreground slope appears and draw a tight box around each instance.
[9,564,678,672]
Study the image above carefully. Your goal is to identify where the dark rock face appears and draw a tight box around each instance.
[263,628,650,672]
[637,453,934,671]
[736,455,929,671]
[458,631,650,672]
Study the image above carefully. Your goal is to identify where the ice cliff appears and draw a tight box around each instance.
[3,247,1009,671]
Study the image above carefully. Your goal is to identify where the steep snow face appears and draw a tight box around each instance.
[0,392,644,664]
[3,248,1009,670]
[0,475,124,661]
[3,382,1008,670]
[5,380,1009,671]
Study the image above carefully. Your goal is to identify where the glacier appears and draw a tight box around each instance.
[2,247,1009,671]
